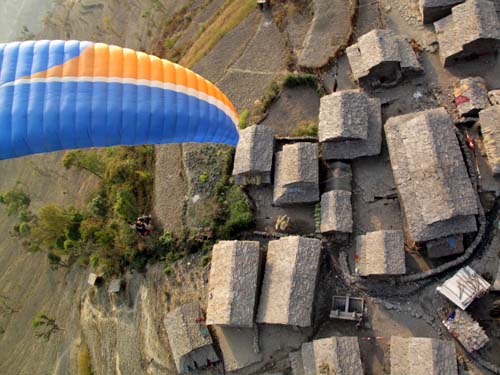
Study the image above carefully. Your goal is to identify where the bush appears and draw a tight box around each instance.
[113,190,138,222]
[201,254,211,267]
[164,265,173,276]
[88,193,107,217]
[239,109,251,129]
[199,173,208,184]
[282,72,318,89]
[0,189,30,216]
[217,186,254,239]
[292,120,319,137]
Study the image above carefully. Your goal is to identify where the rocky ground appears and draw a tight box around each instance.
[1,0,500,374]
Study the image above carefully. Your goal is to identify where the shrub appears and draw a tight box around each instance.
[282,72,318,89]
[292,120,319,137]
[199,173,208,184]
[201,254,211,267]
[164,265,173,276]
[63,150,104,178]
[239,109,251,129]
[0,189,30,216]
[113,190,138,222]
[88,193,107,217]
[217,186,254,239]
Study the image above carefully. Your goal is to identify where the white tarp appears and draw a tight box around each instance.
[436,266,490,310]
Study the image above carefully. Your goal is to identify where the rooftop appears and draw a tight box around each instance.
[164,302,218,373]
[356,230,406,276]
[419,0,465,24]
[434,0,500,66]
[436,266,490,310]
[390,336,458,375]
[385,107,478,242]
[233,125,275,185]
[320,91,382,160]
[454,77,489,117]
[206,240,262,327]
[320,190,353,234]
[273,143,319,205]
[479,105,500,176]
[257,236,321,327]
[346,29,422,86]
[301,337,364,375]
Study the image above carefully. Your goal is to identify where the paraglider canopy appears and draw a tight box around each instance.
[0,40,240,160]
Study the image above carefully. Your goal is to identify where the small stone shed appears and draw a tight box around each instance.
[257,236,321,327]
[479,105,500,176]
[296,337,364,375]
[390,336,458,375]
[273,143,319,205]
[206,240,262,327]
[346,29,422,87]
[434,0,500,66]
[454,77,489,117]
[420,0,464,24]
[385,107,478,242]
[356,230,406,276]
[319,90,382,160]
[320,190,353,234]
[233,125,275,185]
[164,302,218,373]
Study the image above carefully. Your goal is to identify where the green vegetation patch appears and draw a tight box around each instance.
[292,120,319,137]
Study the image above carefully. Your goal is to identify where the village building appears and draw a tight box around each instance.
[385,107,478,242]
[273,143,319,206]
[420,0,464,24]
[164,302,219,373]
[443,309,489,352]
[319,90,382,160]
[434,0,500,66]
[454,77,489,117]
[356,230,406,276]
[257,236,321,327]
[320,190,353,234]
[346,29,422,87]
[233,125,275,185]
[108,279,122,294]
[324,161,352,191]
[437,266,490,310]
[426,235,464,258]
[291,337,364,375]
[390,336,458,375]
[479,105,500,176]
[206,240,262,327]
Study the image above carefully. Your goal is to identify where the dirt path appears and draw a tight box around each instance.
[153,144,186,235]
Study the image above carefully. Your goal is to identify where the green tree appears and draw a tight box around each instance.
[63,150,105,178]
[32,313,61,341]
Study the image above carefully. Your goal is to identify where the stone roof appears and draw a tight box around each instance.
[164,302,218,373]
[356,230,406,276]
[390,336,458,375]
[454,77,489,116]
[419,0,465,24]
[257,236,321,327]
[479,105,500,175]
[320,91,382,160]
[385,107,478,242]
[346,29,422,86]
[233,125,275,185]
[319,91,368,141]
[434,0,500,66]
[320,190,353,234]
[273,143,319,205]
[426,235,464,258]
[301,337,364,375]
[206,241,262,327]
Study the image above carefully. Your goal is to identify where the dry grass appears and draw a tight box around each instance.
[77,342,92,375]
[180,0,256,68]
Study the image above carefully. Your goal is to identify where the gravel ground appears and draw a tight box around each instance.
[260,86,320,137]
